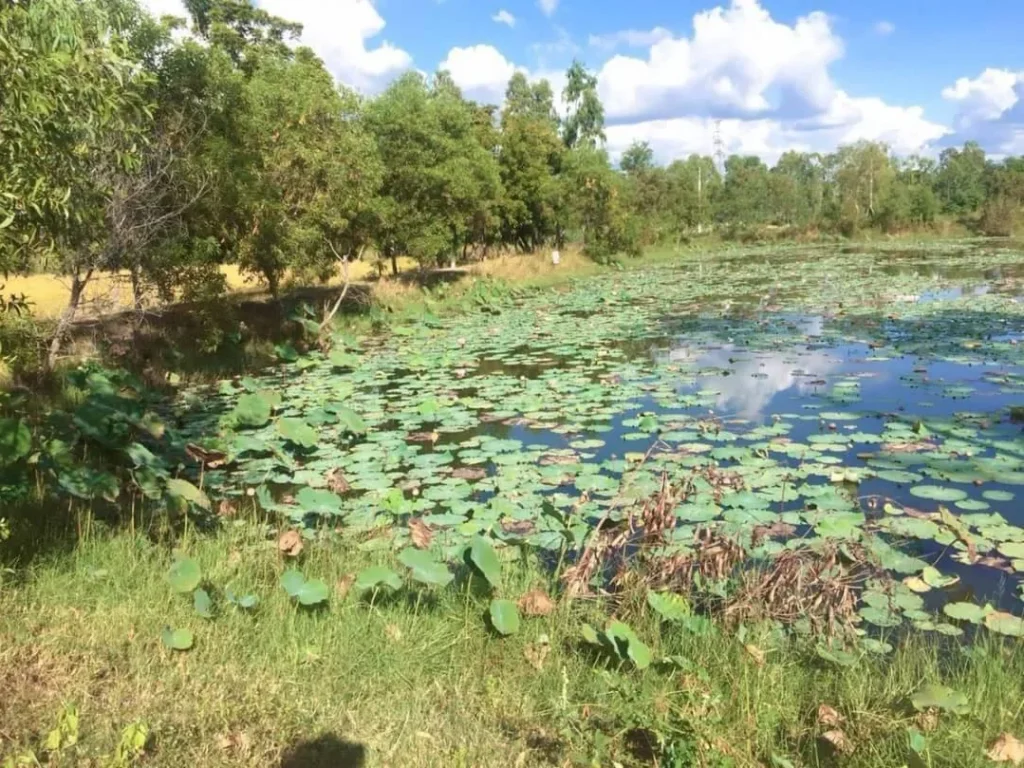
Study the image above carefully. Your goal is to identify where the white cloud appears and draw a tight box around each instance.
[605,93,947,165]
[440,45,519,104]
[596,0,843,124]
[874,20,895,36]
[941,68,1024,155]
[256,0,412,92]
[588,27,673,51]
[138,0,188,20]
[537,0,559,18]
[492,9,516,27]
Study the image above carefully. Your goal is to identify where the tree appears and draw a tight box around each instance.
[561,61,605,150]
[560,147,639,261]
[231,49,382,296]
[720,156,772,228]
[0,0,149,275]
[620,142,655,175]
[664,156,720,237]
[935,142,987,215]
[499,75,563,252]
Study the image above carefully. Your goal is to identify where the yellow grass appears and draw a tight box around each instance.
[4,261,410,319]
[470,247,594,282]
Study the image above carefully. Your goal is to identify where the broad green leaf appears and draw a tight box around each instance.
[232,393,272,428]
[161,627,194,651]
[398,547,454,587]
[646,590,692,622]
[166,478,210,511]
[943,601,988,624]
[489,599,521,636]
[193,588,213,619]
[168,558,201,593]
[280,568,306,598]
[984,611,1024,637]
[334,407,367,435]
[605,621,652,669]
[0,418,31,465]
[911,684,970,715]
[296,579,329,606]
[910,485,968,503]
[469,536,502,588]
[277,418,318,449]
[354,565,402,593]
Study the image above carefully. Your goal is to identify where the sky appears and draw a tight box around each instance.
[142,0,1024,164]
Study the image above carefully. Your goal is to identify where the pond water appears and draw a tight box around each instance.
[179,244,1024,635]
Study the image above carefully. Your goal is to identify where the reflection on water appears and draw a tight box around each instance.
[672,344,843,419]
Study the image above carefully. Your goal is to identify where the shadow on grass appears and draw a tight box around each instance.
[280,734,366,768]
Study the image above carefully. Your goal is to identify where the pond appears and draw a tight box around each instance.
[178,243,1024,636]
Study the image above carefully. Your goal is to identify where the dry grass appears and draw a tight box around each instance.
[4,261,415,319]
[470,248,596,283]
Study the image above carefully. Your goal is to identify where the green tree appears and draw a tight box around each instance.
[561,61,605,150]
[935,142,987,215]
[498,75,563,252]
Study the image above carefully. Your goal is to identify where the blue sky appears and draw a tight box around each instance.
[146,0,1024,162]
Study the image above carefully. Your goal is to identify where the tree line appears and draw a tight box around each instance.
[3,0,1023,365]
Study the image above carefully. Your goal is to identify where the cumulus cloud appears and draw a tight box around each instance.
[605,94,947,166]
[439,45,519,104]
[588,27,673,51]
[256,0,412,92]
[492,9,516,27]
[537,0,558,18]
[941,68,1024,155]
[874,20,895,36]
[138,0,188,21]
[596,0,843,124]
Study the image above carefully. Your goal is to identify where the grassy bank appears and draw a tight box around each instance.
[2,524,1022,767]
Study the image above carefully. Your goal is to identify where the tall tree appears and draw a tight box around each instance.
[561,61,605,150]
[499,74,562,251]
[935,142,987,214]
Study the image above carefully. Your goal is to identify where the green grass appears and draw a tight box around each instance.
[2,523,1023,767]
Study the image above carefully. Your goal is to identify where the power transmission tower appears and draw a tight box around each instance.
[713,119,726,177]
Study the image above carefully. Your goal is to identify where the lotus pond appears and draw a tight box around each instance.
[178,243,1024,638]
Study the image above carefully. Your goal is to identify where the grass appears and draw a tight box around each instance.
[2,520,1023,767]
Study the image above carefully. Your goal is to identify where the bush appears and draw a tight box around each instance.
[979,197,1020,237]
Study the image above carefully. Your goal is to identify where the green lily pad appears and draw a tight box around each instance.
[910,486,968,503]
[942,602,988,624]
[911,684,970,715]
[161,627,194,651]
[168,558,201,593]
[354,565,402,593]
[489,599,521,636]
[398,548,454,587]
[469,536,502,588]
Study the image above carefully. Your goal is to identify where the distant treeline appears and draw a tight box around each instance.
[3,0,1023,363]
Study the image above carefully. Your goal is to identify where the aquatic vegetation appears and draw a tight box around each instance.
[161,244,1024,640]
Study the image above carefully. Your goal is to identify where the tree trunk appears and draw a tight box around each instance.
[390,253,399,277]
[130,264,144,312]
[47,269,92,369]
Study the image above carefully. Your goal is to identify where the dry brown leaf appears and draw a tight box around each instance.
[915,711,939,733]
[407,431,439,444]
[186,443,228,468]
[817,704,845,728]
[744,644,766,666]
[821,729,855,755]
[450,466,487,481]
[501,519,536,536]
[988,733,1024,765]
[216,731,251,756]
[335,574,355,600]
[524,643,550,671]
[217,499,237,518]
[409,518,434,550]
[326,468,350,494]
[518,589,556,617]
[277,530,303,557]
